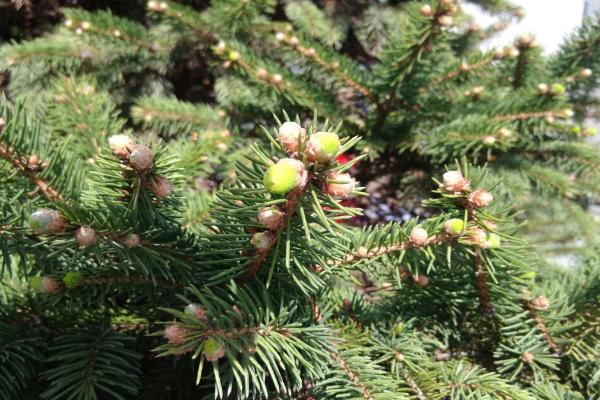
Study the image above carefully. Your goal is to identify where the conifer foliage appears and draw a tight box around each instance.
[0,0,599,399]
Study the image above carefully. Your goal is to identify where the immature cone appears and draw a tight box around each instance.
[468,189,493,208]
[419,4,433,17]
[30,209,65,234]
[123,233,141,248]
[151,175,173,198]
[251,231,276,251]
[63,271,84,289]
[532,295,549,310]
[441,170,469,193]
[258,206,284,229]
[409,227,428,246]
[444,218,465,237]
[75,225,96,247]
[325,172,356,198]
[263,158,305,195]
[129,145,154,171]
[30,276,61,294]
[184,303,209,322]
[277,121,305,153]
[203,338,225,361]
[307,131,341,163]
[164,324,191,345]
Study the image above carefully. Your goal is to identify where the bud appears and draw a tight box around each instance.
[532,295,549,311]
[570,126,581,135]
[129,145,154,171]
[561,108,575,118]
[158,1,168,10]
[289,36,299,46]
[580,68,593,78]
[468,189,493,208]
[444,218,465,237]
[258,206,284,229]
[441,170,469,193]
[113,29,121,37]
[256,67,269,80]
[263,158,305,195]
[483,233,501,248]
[63,271,84,289]
[413,274,429,287]
[64,19,73,27]
[482,135,496,147]
[227,51,240,62]
[30,209,65,234]
[184,303,209,322]
[275,32,286,42]
[75,225,96,247]
[203,338,225,361]
[505,47,519,58]
[437,15,453,27]
[325,172,357,198]
[164,324,191,345]
[551,83,565,95]
[30,276,61,294]
[498,128,513,139]
[538,83,550,94]
[493,48,505,59]
[151,175,173,198]
[305,47,317,57]
[0,117,5,131]
[517,33,533,47]
[584,127,597,136]
[108,134,134,157]
[468,227,487,246]
[147,0,158,9]
[521,352,534,363]
[482,220,497,231]
[277,121,305,153]
[409,227,428,246]
[420,4,433,17]
[81,21,91,30]
[251,231,276,251]
[271,74,283,84]
[307,131,341,163]
[460,62,470,72]
[215,41,227,55]
[123,233,141,248]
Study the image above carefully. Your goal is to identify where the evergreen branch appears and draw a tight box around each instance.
[466,205,492,314]
[493,110,556,121]
[0,142,64,202]
[431,54,495,85]
[329,351,375,400]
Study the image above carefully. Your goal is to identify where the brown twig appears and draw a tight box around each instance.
[0,142,64,202]
[522,299,562,354]
[431,56,495,86]
[466,206,492,314]
[493,111,554,122]
[402,370,429,400]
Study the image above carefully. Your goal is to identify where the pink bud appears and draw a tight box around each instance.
[41,277,62,294]
[325,172,356,198]
[258,206,284,229]
[75,225,96,247]
[532,296,549,310]
[409,227,428,246]
[108,134,134,158]
[413,275,429,287]
[184,303,209,322]
[468,227,487,246]
[123,233,141,248]
[277,122,306,153]
[420,4,433,17]
[521,352,534,363]
[441,171,469,193]
[164,324,192,345]
[468,189,493,208]
[151,175,173,198]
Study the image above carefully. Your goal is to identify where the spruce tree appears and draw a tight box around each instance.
[0,1,599,399]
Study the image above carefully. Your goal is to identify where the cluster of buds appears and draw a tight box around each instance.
[570,125,597,137]
[29,276,61,294]
[494,46,519,59]
[147,1,168,11]
[515,33,538,49]
[538,82,566,97]
[464,86,484,99]
[275,32,300,48]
